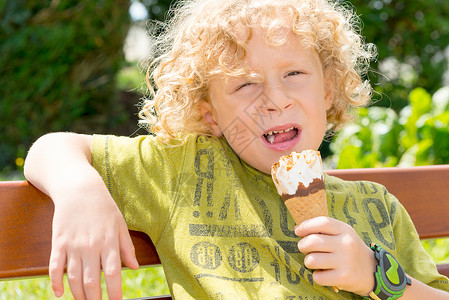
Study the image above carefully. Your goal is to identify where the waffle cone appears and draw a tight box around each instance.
[284,189,328,226]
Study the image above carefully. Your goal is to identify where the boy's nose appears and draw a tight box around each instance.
[260,85,295,113]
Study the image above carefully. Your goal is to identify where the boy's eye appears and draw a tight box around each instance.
[236,82,252,91]
[285,71,303,77]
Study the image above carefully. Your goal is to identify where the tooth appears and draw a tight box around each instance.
[264,127,297,140]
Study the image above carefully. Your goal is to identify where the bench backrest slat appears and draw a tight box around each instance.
[1,164,448,291]
[0,181,53,278]
[0,180,161,279]
[327,165,449,240]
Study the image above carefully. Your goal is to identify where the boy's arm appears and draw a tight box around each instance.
[24,132,139,300]
[402,277,449,299]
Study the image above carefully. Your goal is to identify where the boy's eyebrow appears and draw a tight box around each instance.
[227,72,264,84]
[245,72,264,80]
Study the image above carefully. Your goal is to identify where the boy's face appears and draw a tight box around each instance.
[203,29,333,174]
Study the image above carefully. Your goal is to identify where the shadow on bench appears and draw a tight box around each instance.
[1,165,449,299]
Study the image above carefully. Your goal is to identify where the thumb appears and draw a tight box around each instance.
[119,225,139,270]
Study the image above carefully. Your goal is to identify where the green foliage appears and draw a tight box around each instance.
[328,86,449,168]
[348,0,449,110]
[0,0,131,170]
[137,0,174,21]
[0,266,169,299]
[422,239,449,265]
[117,64,146,91]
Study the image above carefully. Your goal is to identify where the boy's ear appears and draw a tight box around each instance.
[198,101,223,137]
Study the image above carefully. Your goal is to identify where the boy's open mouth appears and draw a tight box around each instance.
[263,126,299,144]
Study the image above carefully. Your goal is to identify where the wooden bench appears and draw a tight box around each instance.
[1,164,449,299]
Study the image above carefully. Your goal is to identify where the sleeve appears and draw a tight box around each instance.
[90,134,187,245]
[387,192,449,292]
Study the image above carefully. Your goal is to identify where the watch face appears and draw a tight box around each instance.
[380,251,406,290]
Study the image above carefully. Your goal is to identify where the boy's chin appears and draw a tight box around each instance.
[251,163,272,174]
[249,163,272,175]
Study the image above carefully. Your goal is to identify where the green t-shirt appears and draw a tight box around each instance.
[91,134,449,299]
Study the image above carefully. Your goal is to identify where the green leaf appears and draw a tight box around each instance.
[336,145,363,169]
[432,86,449,115]
[409,87,432,116]
[398,144,419,167]
[415,139,433,165]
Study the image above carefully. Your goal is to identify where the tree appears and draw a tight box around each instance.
[0,0,131,170]
[348,0,449,110]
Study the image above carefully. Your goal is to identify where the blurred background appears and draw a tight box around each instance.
[1,0,449,180]
[1,0,449,298]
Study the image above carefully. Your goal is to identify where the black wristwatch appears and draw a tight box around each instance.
[365,243,412,300]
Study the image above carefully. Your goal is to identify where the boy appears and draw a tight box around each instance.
[24,0,449,299]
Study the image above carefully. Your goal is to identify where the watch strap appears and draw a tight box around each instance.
[368,291,382,300]
[366,243,411,300]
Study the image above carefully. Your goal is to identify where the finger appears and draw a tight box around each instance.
[295,217,344,237]
[298,234,338,255]
[49,246,67,298]
[101,238,123,300]
[119,223,139,270]
[311,268,340,288]
[67,255,87,300]
[304,252,338,270]
[82,255,102,300]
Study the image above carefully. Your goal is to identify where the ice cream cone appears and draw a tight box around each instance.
[283,189,328,226]
[271,150,328,226]
[271,150,339,293]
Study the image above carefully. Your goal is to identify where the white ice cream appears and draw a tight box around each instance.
[271,150,323,195]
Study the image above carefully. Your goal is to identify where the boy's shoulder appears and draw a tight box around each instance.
[94,133,222,150]
[325,172,391,201]
[93,133,231,156]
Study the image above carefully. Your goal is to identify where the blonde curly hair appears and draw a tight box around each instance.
[139,0,376,143]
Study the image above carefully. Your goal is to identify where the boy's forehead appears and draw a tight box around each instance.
[213,27,314,66]
[208,38,320,91]
[235,25,291,45]
[198,1,321,73]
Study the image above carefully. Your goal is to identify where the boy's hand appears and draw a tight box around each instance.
[49,183,139,300]
[295,216,376,296]
[24,133,139,299]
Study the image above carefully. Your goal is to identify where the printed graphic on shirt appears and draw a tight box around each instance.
[327,180,396,251]
[183,136,397,298]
